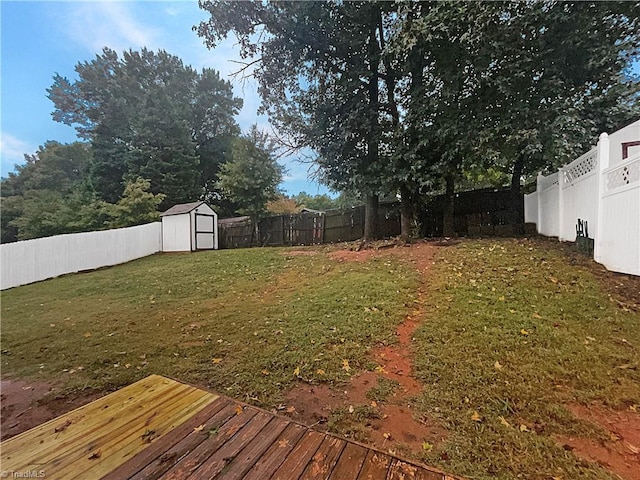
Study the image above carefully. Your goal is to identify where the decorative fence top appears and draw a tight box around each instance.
[605,155,640,193]
[562,147,598,186]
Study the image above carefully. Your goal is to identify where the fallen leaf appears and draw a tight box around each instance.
[549,276,559,284]
[371,401,378,408]
[519,424,529,432]
[499,416,511,428]
[235,405,244,416]
[83,332,91,338]
[212,358,223,364]
[208,427,219,437]
[532,312,542,319]
[261,369,270,376]
[348,405,355,414]
[374,365,386,374]
[471,411,482,422]
[316,369,325,375]
[293,366,300,377]
[286,406,296,414]
[520,329,529,336]
[494,361,503,371]
[193,424,205,432]
[629,405,638,412]
[383,432,392,440]
[498,295,505,302]
[277,439,290,448]
[342,359,350,372]
[88,451,101,460]
[422,441,434,451]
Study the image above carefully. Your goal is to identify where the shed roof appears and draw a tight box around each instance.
[160,201,207,217]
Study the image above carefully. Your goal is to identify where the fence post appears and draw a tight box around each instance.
[594,132,610,263]
[558,167,564,241]
[536,172,543,234]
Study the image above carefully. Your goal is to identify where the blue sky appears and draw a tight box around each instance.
[0,0,330,196]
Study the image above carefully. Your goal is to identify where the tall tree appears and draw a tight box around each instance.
[197,1,397,240]
[0,141,96,242]
[48,48,242,207]
[216,126,283,222]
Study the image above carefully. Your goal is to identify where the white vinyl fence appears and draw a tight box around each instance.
[1,222,162,290]
[525,120,640,276]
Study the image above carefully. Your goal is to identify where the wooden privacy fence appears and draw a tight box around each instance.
[218,203,401,249]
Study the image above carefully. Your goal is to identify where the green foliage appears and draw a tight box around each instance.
[104,177,165,228]
[48,48,242,206]
[292,192,337,211]
[216,126,283,219]
[197,1,640,235]
[0,141,100,241]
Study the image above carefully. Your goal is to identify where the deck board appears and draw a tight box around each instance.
[1,375,461,480]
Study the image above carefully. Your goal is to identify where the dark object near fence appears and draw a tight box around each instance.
[419,187,524,237]
[575,218,594,255]
[217,202,401,249]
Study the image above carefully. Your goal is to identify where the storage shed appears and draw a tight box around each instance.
[160,201,218,252]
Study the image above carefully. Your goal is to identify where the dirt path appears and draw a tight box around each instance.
[283,241,447,458]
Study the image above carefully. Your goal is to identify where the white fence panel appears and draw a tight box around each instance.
[524,191,538,224]
[559,148,599,242]
[596,154,640,276]
[538,172,560,237]
[1,222,162,290]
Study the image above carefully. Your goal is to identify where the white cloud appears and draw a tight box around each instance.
[0,132,34,176]
[64,1,159,54]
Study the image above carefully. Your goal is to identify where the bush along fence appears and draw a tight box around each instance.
[524,120,640,276]
[218,202,401,249]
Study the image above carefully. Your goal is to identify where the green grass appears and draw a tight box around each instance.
[411,239,640,480]
[0,247,416,407]
[2,239,639,480]
[365,377,400,403]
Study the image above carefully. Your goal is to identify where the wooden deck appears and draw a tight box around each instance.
[1,375,459,479]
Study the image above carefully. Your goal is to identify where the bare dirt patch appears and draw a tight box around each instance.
[283,241,447,457]
[556,403,640,480]
[0,378,102,441]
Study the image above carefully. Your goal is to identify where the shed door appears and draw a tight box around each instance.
[195,213,215,250]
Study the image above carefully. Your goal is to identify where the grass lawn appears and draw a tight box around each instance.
[1,238,639,480]
[1,247,416,405]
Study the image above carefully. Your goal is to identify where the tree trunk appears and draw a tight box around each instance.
[442,175,456,237]
[399,184,413,242]
[363,194,379,241]
[509,157,524,232]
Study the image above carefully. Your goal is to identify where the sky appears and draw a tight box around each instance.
[0,0,331,196]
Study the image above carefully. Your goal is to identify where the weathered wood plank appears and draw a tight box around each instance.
[184,411,273,478]
[300,435,346,480]
[328,442,368,480]
[242,423,307,480]
[128,400,239,480]
[53,388,215,479]
[102,396,228,480]
[215,415,290,480]
[357,450,392,480]
[269,430,325,480]
[1,374,176,460]
[158,406,259,480]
